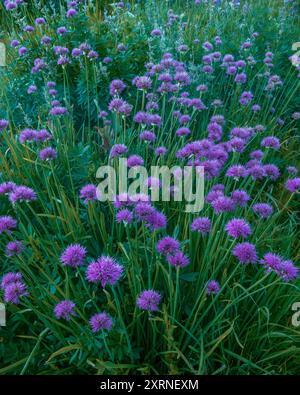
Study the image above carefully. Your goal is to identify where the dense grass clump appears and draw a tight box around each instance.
[0,0,300,375]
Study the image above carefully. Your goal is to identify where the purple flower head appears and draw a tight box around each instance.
[27,85,37,94]
[5,241,25,257]
[0,182,16,195]
[235,72,247,84]
[127,155,144,168]
[167,251,190,268]
[116,209,133,224]
[1,272,22,290]
[35,129,52,142]
[239,91,253,105]
[39,147,57,161]
[232,242,257,264]
[137,290,161,311]
[231,190,251,207]
[90,312,113,332]
[35,17,46,25]
[157,236,180,255]
[176,127,191,137]
[103,57,112,64]
[108,99,132,115]
[60,244,86,267]
[285,178,300,193]
[57,26,68,35]
[151,29,162,37]
[86,256,123,287]
[72,48,83,57]
[80,184,97,203]
[225,218,252,239]
[18,46,28,56]
[133,76,152,90]
[191,217,211,234]
[206,280,220,295]
[0,216,17,234]
[248,164,266,180]
[87,50,98,59]
[4,281,28,304]
[208,122,222,142]
[54,300,76,320]
[263,164,280,180]
[9,186,37,203]
[250,150,264,160]
[140,130,156,142]
[19,128,37,143]
[110,144,128,158]
[287,166,298,175]
[226,165,247,179]
[50,106,68,116]
[0,119,9,131]
[278,260,299,282]
[261,136,280,150]
[109,79,126,96]
[155,146,167,156]
[66,8,77,18]
[253,203,273,219]
[23,25,34,32]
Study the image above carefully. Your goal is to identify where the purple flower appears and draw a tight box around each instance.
[155,146,167,156]
[80,184,97,202]
[86,256,123,287]
[108,98,132,115]
[18,46,28,56]
[57,26,68,35]
[0,182,16,195]
[0,216,17,233]
[116,209,133,224]
[263,164,280,180]
[60,244,86,267]
[157,236,180,255]
[140,130,156,142]
[127,155,144,168]
[35,17,46,25]
[261,136,280,150]
[4,281,28,304]
[137,290,161,311]
[110,144,128,158]
[211,196,236,214]
[103,57,112,64]
[66,8,77,18]
[176,127,191,137]
[5,241,24,257]
[231,190,251,207]
[54,300,76,320]
[39,147,57,161]
[27,85,37,94]
[252,203,273,218]
[167,251,190,268]
[239,91,253,105]
[285,178,300,193]
[50,106,68,116]
[9,186,37,203]
[206,280,220,295]
[287,166,298,175]
[151,29,162,37]
[1,272,22,290]
[191,217,211,234]
[226,165,247,179]
[225,219,252,239]
[89,312,113,332]
[109,79,126,96]
[232,242,257,264]
[0,119,9,131]
[133,76,152,90]
[35,129,52,142]
[278,260,299,282]
[235,72,247,84]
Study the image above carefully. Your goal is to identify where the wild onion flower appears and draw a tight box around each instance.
[39,147,57,161]
[0,119,9,131]
[206,280,220,295]
[0,216,17,233]
[54,300,76,320]
[66,8,77,18]
[50,106,67,116]
[232,242,258,264]
[252,203,273,218]
[137,290,161,311]
[263,164,280,180]
[231,190,251,207]
[0,182,16,195]
[9,186,37,203]
[89,312,113,332]
[86,256,123,287]
[211,196,236,214]
[110,144,128,158]
[133,76,152,90]
[60,244,87,267]
[151,29,162,37]
[116,209,133,224]
[285,178,300,193]
[287,166,298,175]
[167,251,190,267]
[4,281,28,304]
[225,219,252,239]
[261,136,280,150]
[191,217,211,234]
[109,79,126,96]
[157,236,180,255]
[140,130,156,142]
[5,241,24,257]
[79,184,97,203]
[127,155,144,167]
[155,146,167,156]
[1,272,23,289]
[226,165,247,179]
